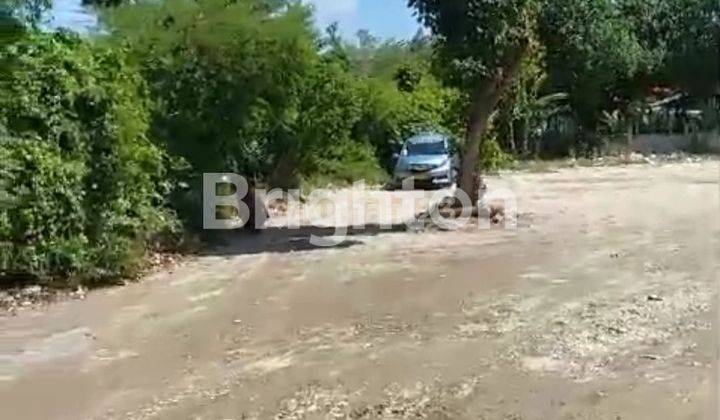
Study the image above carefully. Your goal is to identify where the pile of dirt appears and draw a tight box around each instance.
[410,197,508,233]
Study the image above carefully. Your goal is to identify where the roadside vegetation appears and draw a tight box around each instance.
[1,0,718,286]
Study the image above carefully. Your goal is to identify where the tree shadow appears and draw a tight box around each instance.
[202,223,410,256]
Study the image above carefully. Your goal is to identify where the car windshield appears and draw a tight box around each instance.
[406,141,446,155]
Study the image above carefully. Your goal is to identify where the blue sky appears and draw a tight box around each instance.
[50,0,97,30]
[50,0,422,41]
[308,0,421,40]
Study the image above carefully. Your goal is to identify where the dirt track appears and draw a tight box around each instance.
[1,162,718,420]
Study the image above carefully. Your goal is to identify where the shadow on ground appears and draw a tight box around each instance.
[203,223,411,256]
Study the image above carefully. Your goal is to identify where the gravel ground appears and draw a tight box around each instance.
[0,161,717,420]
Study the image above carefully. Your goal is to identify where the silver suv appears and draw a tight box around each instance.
[392,132,459,189]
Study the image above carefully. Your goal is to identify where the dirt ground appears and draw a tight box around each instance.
[1,162,718,420]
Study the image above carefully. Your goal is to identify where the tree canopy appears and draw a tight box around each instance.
[409,0,718,198]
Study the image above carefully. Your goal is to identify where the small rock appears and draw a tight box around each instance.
[0,291,13,304]
[491,213,504,225]
[607,326,625,335]
[73,286,87,300]
[647,295,663,302]
[21,285,42,297]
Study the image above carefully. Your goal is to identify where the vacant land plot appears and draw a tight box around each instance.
[1,162,718,420]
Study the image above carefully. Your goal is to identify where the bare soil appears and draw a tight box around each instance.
[0,162,718,420]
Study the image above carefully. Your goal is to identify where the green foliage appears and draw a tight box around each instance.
[105,0,459,187]
[394,63,423,93]
[541,0,653,131]
[357,76,466,171]
[107,0,316,175]
[301,141,387,188]
[410,0,715,162]
[0,32,177,284]
[495,43,569,157]
[1,138,88,279]
[481,134,515,172]
[293,61,386,184]
[1,4,26,45]
[102,0,322,225]
[656,0,719,97]
[409,0,539,89]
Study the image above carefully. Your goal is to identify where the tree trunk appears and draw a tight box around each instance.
[534,133,542,158]
[508,121,516,154]
[458,46,527,206]
[521,118,530,156]
[270,148,299,190]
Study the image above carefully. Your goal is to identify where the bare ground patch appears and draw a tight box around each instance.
[454,278,713,381]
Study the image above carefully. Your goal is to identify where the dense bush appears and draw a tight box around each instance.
[293,60,387,186]
[0,32,177,285]
[357,77,467,171]
[106,1,465,191]
[100,1,322,227]
[0,138,87,279]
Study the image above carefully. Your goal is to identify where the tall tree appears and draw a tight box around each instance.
[409,0,538,203]
[408,0,655,202]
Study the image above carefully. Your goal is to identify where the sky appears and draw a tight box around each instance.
[307,0,421,40]
[49,0,422,41]
[50,0,97,30]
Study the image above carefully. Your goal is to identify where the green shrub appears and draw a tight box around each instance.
[0,138,89,280]
[106,1,320,221]
[302,140,388,188]
[357,78,466,171]
[0,32,177,285]
[481,134,515,172]
[292,61,386,185]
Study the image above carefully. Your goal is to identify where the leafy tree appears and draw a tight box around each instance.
[103,0,319,217]
[295,63,386,187]
[409,0,539,202]
[408,0,679,197]
[541,0,653,142]
[655,0,719,97]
